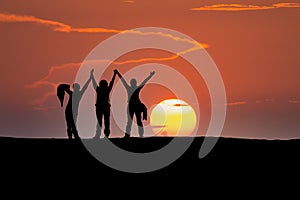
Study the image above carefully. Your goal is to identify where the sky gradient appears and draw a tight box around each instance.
[0,0,299,139]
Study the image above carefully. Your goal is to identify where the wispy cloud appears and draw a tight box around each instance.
[255,99,275,104]
[274,3,300,8]
[264,98,275,102]
[29,90,58,109]
[125,30,208,48]
[172,103,189,107]
[27,46,204,108]
[27,62,81,89]
[191,2,300,11]
[0,13,209,47]
[289,100,300,104]
[226,101,247,106]
[123,0,135,3]
[26,62,81,107]
[225,98,300,106]
[191,4,274,11]
[0,13,121,33]
[5,13,209,109]
[0,13,70,31]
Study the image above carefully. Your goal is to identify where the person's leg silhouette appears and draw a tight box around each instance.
[104,107,110,137]
[67,117,79,139]
[67,128,72,139]
[95,108,104,139]
[125,105,134,137]
[72,114,80,140]
[95,122,101,138]
[136,111,144,137]
[66,111,74,139]
[72,128,80,140]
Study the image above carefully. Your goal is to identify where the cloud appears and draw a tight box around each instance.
[255,99,275,104]
[4,13,208,109]
[225,98,300,107]
[0,12,209,57]
[27,45,199,108]
[29,89,59,109]
[123,0,135,3]
[172,103,189,107]
[27,36,207,107]
[289,100,300,104]
[273,3,300,8]
[191,4,274,11]
[124,30,208,48]
[26,62,81,107]
[0,13,121,33]
[111,45,205,65]
[0,13,71,31]
[191,2,300,11]
[27,63,81,89]
[226,101,247,106]
[27,45,201,108]
[0,13,209,47]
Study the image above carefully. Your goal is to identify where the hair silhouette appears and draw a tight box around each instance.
[57,75,91,139]
[116,70,155,138]
[57,84,69,107]
[91,69,117,138]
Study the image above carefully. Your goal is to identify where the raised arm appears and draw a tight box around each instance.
[139,71,155,87]
[80,75,92,95]
[90,69,98,91]
[108,70,117,91]
[116,70,130,89]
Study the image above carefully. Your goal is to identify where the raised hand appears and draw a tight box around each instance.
[150,71,155,76]
[115,70,122,77]
[90,69,94,78]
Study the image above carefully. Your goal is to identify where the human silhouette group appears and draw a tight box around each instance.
[57,69,155,139]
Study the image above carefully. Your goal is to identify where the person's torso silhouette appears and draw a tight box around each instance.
[127,86,142,104]
[96,85,112,107]
[65,89,83,117]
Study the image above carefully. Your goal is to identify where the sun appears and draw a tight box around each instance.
[150,99,197,136]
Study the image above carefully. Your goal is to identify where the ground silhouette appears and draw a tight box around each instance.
[2,136,300,194]
[1,136,300,178]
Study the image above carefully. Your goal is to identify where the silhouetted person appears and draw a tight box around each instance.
[91,69,117,138]
[57,75,91,139]
[116,70,155,138]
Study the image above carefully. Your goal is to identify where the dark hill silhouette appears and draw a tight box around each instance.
[1,136,300,189]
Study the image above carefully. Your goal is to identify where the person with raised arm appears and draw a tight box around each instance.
[90,69,117,138]
[57,72,92,139]
[116,70,155,138]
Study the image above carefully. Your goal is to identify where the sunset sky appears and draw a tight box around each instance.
[0,0,299,139]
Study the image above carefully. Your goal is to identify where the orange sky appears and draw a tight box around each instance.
[0,0,299,139]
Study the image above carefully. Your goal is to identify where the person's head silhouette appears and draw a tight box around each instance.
[130,78,137,87]
[99,80,108,89]
[73,83,80,92]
